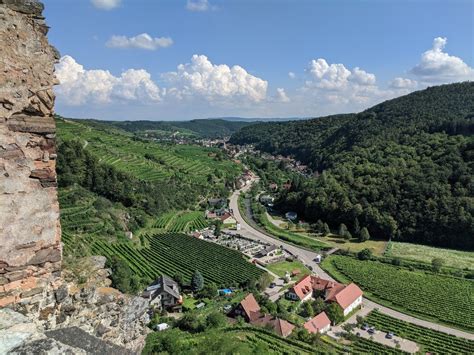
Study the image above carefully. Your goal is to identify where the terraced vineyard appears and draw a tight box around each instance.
[323,255,474,331]
[86,232,264,287]
[364,310,474,354]
[59,187,119,245]
[153,211,208,232]
[56,118,241,185]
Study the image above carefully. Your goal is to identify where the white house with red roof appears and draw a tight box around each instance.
[220,212,237,226]
[304,312,331,334]
[286,275,363,316]
[286,275,314,302]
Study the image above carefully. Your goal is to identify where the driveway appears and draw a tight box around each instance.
[328,306,419,353]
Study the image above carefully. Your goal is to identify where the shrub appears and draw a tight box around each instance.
[357,248,373,260]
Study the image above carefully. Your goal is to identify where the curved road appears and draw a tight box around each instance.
[229,178,474,341]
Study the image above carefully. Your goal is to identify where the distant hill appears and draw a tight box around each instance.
[230,82,474,250]
[70,118,256,139]
[208,116,311,122]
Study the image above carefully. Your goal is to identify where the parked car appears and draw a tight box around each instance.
[368,327,376,334]
[269,283,276,288]
[361,323,369,331]
[386,332,394,339]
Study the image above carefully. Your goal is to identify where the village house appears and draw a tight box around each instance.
[251,314,295,338]
[220,212,237,227]
[233,293,261,322]
[142,275,183,312]
[304,312,331,334]
[234,294,295,337]
[208,198,226,208]
[286,275,363,316]
[256,244,279,258]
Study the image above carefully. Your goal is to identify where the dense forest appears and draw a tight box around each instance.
[231,82,474,250]
[79,118,255,139]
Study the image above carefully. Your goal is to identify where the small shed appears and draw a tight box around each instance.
[291,269,301,277]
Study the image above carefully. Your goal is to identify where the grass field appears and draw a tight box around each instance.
[266,260,312,280]
[265,209,387,255]
[321,255,474,331]
[385,241,474,270]
[317,235,388,256]
[364,310,474,354]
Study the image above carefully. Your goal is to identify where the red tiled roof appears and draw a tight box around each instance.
[330,283,363,310]
[304,312,331,333]
[290,275,312,300]
[251,314,294,337]
[291,275,363,310]
[239,293,261,320]
[273,318,295,337]
[220,213,233,222]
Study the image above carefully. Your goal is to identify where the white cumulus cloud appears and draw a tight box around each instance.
[91,0,120,10]
[272,88,290,103]
[389,77,418,89]
[411,37,474,83]
[106,33,173,50]
[307,58,352,89]
[350,67,376,86]
[163,54,268,103]
[288,72,296,79]
[55,55,161,105]
[186,0,213,12]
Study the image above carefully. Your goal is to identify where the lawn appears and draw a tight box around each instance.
[316,235,388,256]
[385,242,474,270]
[266,260,312,280]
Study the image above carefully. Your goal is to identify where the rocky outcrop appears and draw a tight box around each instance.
[0,0,61,309]
[1,256,151,353]
[0,308,136,354]
[0,2,151,352]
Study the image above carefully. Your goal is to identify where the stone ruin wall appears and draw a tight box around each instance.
[0,0,62,309]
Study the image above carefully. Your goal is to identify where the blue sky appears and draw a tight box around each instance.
[44,0,473,120]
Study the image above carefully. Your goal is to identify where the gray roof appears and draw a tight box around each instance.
[148,275,180,300]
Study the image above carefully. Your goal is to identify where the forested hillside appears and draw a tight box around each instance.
[230,82,474,250]
[79,118,255,139]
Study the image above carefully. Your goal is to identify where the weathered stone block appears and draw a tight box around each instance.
[27,247,61,265]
